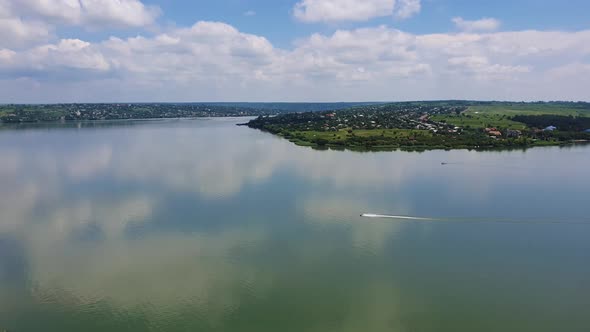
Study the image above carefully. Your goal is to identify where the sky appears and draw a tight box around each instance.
[0,0,589,103]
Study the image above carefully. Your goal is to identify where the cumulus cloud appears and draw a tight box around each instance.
[452,17,501,32]
[100,21,275,86]
[287,26,430,84]
[448,55,530,79]
[394,0,421,19]
[293,0,421,23]
[0,21,590,101]
[0,38,111,78]
[0,0,160,28]
[0,18,53,48]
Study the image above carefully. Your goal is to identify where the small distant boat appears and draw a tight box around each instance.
[441,162,448,165]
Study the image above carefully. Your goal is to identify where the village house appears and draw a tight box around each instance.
[505,129,522,138]
[488,130,502,137]
[485,127,502,137]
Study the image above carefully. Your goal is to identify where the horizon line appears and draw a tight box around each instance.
[1,99,589,105]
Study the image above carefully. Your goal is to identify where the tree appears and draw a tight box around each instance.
[314,138,329,146]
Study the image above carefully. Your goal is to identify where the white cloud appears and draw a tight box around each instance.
[1,0,160,28]
[99,21,275,85]
[287,26,429,83]
[452,17,501,32]
[0,38,111,75]
[0,21,590,101]
[448,55,530,80]
[394,0,421,19]
[0,49,15,62]
[293,0,421,23]
[0,18,53,48]
[244,10,256,16]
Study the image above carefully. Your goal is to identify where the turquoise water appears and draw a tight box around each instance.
[0,118,589,331]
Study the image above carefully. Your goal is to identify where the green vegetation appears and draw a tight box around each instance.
[203,102,384,112]
[512,115,590,131]
[467,103,590,117]
[431,113,525,130]
[432,102,590,130]
[0,103,280,123]
[246,101,590,151]
[0,102,385,123]
[283,129,436,150]
[4,101,590,150]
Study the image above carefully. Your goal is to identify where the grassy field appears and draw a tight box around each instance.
[285,128,430,142]
[248,101,590,151]
[347,129,431,138]
[431,113,526,129]
[281,128,435,149]
[467,104,590,117]
[432,104,590,130]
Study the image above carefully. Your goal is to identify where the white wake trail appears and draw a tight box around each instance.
[361,213,590,225]
[361,214,436,221]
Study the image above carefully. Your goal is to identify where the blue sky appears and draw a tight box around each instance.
[0,0,589,102]
[61,0,590,46]
[156,0,590,34]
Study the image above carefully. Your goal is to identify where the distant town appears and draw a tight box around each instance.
[0,103,277,123]
[244,101,590,150]
[0,102,380,123]
[2,101,590,151]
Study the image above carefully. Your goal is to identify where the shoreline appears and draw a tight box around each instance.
[0,115,256,125]
[265,130,589,152]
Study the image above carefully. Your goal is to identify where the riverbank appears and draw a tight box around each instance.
[280,131,586,152]
[245,101,590,151]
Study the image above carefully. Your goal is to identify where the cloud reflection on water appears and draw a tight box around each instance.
[1,119,590,331]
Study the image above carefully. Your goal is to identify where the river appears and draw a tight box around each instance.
[1,118,589,331]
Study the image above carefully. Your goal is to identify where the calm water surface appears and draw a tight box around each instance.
[0,118,589,331]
